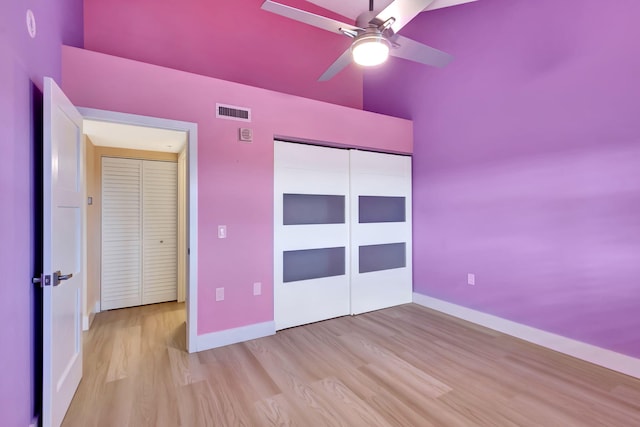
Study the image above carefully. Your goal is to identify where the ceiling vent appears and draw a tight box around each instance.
[216,103,251,122]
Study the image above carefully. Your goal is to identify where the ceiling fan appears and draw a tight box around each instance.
[261,0,453,81]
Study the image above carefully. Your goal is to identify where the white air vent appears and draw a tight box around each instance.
[216,103,251,122]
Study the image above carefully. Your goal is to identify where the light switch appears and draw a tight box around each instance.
[215,287,224,301]
[218,225,227,239]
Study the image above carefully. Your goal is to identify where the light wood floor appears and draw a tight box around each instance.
[62,302,640,426]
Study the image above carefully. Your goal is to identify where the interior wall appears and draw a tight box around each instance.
[82,0,364,109]
[62,45,413,337]
[0,0,83,425]
[85,145,179,316]
[84,138,99,327]
[363,0,640,358]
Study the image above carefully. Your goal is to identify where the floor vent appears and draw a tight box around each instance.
[216,103,251,122]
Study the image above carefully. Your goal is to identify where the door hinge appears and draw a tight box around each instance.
[32,274,51,287]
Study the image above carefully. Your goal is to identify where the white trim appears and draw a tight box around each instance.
[77,108,198,353]
[177,149,187,303]
[196,321,275,351]
[82,302,98,331]
[413,293,640,379]
[186,121,198,353]
[81,135,89,333]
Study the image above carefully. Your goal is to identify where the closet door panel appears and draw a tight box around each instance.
[350,150,413,315]
[101,157,142,310]
[274,141,351,330]
[142,161,178,305]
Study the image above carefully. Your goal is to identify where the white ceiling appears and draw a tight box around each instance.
[305,0,477,21]
[84,120,187,153]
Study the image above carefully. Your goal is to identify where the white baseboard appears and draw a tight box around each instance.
[82,301,101,331]
[413,293,640,379]
[195,321,275,352]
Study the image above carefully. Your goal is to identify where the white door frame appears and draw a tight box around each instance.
[78,108,199,352]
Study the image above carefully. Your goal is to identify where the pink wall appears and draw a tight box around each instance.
[83,0,364,109]
[61,46,412,335]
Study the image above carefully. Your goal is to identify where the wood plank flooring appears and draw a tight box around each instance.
[62,302,640,426]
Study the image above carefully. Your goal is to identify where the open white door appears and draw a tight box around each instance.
[40,77,84,427]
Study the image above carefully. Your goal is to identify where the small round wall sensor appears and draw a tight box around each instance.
[26,9,36,38]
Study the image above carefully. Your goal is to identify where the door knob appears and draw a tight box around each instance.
[53,270,73,287]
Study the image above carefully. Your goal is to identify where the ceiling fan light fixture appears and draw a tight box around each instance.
[351,33,390,67]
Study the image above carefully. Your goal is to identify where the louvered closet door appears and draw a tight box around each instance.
[102,157,178,310]
[102,157,142,310]
[142,161,178,305]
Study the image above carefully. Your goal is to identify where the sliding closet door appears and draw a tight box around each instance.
[274,141,350,330]
[350,150,412,314]
[101,157,142,310]
[142,161,178,304]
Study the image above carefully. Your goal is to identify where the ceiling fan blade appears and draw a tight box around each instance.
[390,35,453,68]
[374,0,436,34]
[261,0,360,35]
[318,48,353,81]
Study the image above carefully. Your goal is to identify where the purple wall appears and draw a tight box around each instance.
[0,1,83,426]
[364,0,640,358]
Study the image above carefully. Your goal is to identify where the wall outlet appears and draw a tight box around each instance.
[467,273,475,286]
[215,287,225,301]
[218,225,227,239]
[253,282,262,296]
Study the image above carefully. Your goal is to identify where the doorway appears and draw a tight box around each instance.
[79,108,198,352]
